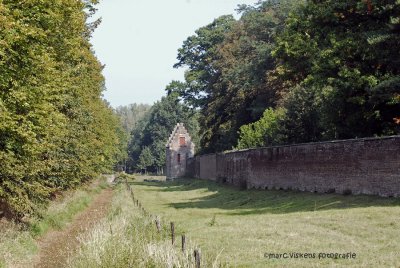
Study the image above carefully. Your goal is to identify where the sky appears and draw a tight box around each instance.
[90,0,257,108]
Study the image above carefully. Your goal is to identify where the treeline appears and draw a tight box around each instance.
[171,0,400,153]
[125,93,199,174]
[0,1,126,218]
[115,103,151,134]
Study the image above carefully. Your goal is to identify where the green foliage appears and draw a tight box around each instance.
[174,1,301,153]
[273,0,400,139]
[236,108,286,149]
[114,103,151,134]
[281,85,325,143]
[127,93,199,174]
[0,1,126,218]
[137,147,154,173]
[173,15,237,108]
[172,0,399,152]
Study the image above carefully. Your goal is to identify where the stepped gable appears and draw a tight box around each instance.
[166,123,181,148]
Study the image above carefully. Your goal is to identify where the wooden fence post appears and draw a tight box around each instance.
[181,234,186,252]
[125,178,129,190]
[170,222,175,245]
[194,249,201,268]
[130,188,134,200]
[155,216,161,232]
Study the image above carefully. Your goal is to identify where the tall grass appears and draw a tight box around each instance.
[67,184,226,268]
[0,177,108,268]
[0,220,36,268]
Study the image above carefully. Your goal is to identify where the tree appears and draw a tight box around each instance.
[203,1,300,152]
[0,0,126,218]
[137,147,154,174]
[237,108,286,149]
[173,1,301,153]
[173,15,236,108]
[115,103,152,134]
[280,86,324,143]
[273,0,400,139]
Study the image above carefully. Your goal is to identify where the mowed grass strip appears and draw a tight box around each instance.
[131,176,400,267]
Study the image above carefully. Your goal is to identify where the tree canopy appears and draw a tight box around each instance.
[0,0,126,218]
[172,0,399,152]
[115,103,152,134]
[273,0,400,140]
[173,1,303,153]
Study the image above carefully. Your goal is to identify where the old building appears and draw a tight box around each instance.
[166,123,195,179]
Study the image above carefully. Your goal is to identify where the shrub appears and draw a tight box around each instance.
[236,108,287,149]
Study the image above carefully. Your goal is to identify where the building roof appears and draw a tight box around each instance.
[166,123,189,148]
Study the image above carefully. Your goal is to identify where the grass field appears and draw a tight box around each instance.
[130,176,400,267]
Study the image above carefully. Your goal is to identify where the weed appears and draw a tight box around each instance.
[208,214,217,226]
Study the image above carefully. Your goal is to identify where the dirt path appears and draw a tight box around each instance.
[33,188,114,268]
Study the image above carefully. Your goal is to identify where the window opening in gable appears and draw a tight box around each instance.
[179,136,186,146]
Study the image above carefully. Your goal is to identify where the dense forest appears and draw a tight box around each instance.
[0,0,126,218]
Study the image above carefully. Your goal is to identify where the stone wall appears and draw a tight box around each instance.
[186,136,400,197]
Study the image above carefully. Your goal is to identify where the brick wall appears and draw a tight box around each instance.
[199,154,217,181]
[186,136,400,197]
